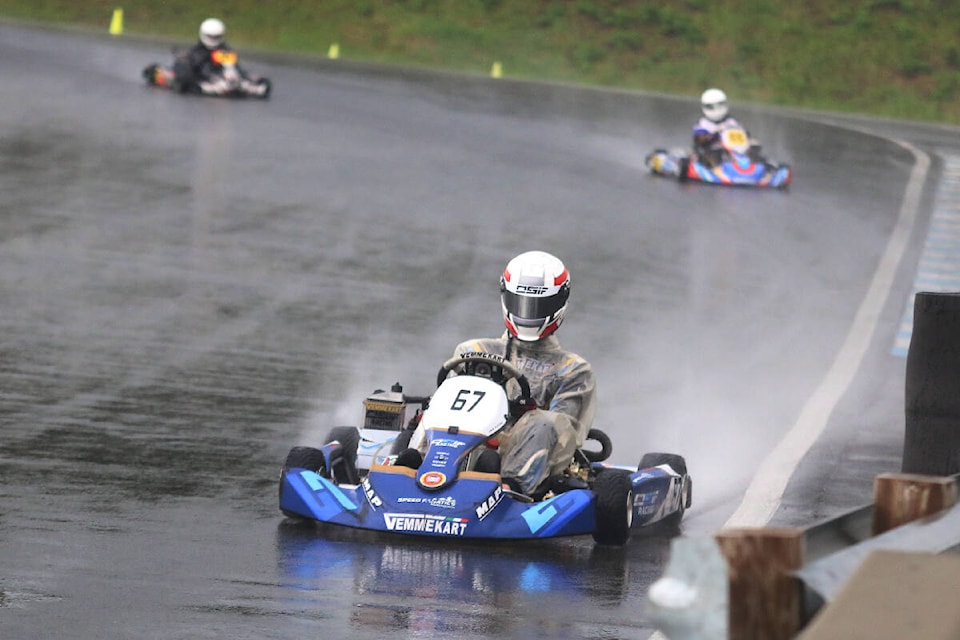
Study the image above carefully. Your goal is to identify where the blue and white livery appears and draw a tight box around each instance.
[279,353,692,545]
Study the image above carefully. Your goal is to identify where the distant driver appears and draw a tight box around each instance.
[692,88,742,167]
[173,18,268,97]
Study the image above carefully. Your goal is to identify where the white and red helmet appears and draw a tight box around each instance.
[500,251,570,342]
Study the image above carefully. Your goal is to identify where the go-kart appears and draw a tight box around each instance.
[645,126,792,189]
[278,352,692,545]
[142,48,271,99]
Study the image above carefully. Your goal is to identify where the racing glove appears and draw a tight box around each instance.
[509,397,538,419]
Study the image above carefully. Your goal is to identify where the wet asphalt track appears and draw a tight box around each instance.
[1,23,956,639]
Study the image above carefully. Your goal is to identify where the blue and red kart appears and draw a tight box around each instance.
[646,126,792,189]
[279,353,691,545]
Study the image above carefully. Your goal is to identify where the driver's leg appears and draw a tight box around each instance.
[500,412,558,494]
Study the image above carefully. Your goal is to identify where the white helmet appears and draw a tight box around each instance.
[199,18,225,49]
[700,88,729,122]
[500,251,570,342]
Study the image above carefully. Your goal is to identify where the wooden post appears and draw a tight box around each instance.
[872,472,958,535]
[715,528,804,640]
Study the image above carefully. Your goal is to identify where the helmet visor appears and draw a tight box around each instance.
[502,287,568,322]
[702,102,727,120]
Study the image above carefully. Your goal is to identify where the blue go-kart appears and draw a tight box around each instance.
[279,353,691,545]
[646,126,792,189]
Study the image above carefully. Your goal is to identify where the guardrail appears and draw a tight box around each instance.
[648,472,960,640]
[646,290,960,639]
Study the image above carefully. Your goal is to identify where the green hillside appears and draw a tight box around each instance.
[3,0,960,123]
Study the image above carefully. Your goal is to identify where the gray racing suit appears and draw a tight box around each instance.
[444,333,596,495]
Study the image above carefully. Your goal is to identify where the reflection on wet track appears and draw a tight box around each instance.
[275,520,678,638]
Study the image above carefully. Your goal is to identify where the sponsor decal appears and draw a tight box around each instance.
[474,485,504,520]
[458,352,504,363]
[383,513,468,536]
[431,438,467,449]
[361,478,383,509]
[515,284,549,295]
[514,355,550,375]
[634,491,659,505]
[395,496,458,509]
[363,400,404,414]
[419,471,446,488]
[429,496,457,509]
[634,491,661,516]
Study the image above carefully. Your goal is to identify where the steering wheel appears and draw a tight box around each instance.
[436,353,531,401]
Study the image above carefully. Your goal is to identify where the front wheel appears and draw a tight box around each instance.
[592,470,634,546]
[280,446,327,517]
[282,446,327,475]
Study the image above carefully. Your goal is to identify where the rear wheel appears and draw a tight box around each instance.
[258,78,272,100]
[324,426,360,484]
[592,470,634,546]
[639,452,687,476]
[639,452,691,526]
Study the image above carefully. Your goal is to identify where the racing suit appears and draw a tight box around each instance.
[444,333,597,495]
[173,40,255,94]
[692,114,742,167]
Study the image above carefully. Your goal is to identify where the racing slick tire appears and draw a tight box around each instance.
[677,157,690,183]
[639,452,687,476]
[283,446,327,475]
[639,452,692,525]
[591,469,634,546]
[280,446,327,517]
[324,426,361,485]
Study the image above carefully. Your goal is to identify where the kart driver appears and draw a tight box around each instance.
[173,18,267,97]
[692,87,743,167]
[407,250,597,497]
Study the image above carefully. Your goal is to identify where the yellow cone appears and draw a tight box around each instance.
[109,8,123,35]
[328,43,340,59]
[491,61,502,78]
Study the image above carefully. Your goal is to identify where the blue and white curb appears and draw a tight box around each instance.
[893,156,960,356]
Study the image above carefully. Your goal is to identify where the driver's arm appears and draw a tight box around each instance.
[542,356,596,446]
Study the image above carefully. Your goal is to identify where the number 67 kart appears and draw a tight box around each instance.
[279,353,692,546]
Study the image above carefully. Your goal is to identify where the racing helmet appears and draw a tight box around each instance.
[700,88,729,122]
[199,18,225,49]
[500,251,570,342]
